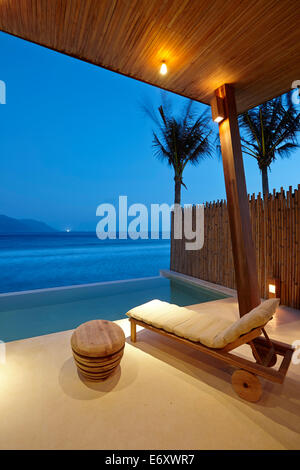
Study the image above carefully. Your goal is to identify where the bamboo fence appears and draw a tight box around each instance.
[170,185,300,309]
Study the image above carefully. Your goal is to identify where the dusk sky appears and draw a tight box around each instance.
[1,31,299,231]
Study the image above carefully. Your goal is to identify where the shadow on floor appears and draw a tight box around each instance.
[58,349,138,400]
[126,329,300,441]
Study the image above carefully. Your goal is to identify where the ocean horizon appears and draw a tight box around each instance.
[0,232,170,293]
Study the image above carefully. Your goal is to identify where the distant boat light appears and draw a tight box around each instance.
[66,228,71,233]
[160,61,167,75]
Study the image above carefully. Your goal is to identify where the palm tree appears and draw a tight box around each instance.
[239,93,300,196]
[144,97,212,205]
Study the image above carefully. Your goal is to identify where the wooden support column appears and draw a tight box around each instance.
[215,84,260,317]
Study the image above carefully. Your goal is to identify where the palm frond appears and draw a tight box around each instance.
[239,112,262,152]
[276,142,300,159]
[152,132,171,163]
[239,94,300,170]
[144,96,214,183]
[182,100,194,127]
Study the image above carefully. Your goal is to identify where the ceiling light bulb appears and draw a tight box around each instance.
[160,62,167,75]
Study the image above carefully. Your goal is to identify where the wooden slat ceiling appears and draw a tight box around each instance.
[0,0,299,113]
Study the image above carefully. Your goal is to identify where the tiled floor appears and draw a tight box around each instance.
[0,297,299,449]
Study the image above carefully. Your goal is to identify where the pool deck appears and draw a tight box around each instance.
[0,296,300,450]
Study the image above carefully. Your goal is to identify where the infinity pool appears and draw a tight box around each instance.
[0,276,228,342]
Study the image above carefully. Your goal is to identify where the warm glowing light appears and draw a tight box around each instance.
[267,277,280,300]
[214,116,224,123]
[210,95,225,123]
[160,62,167,75]
[269,284,276,294]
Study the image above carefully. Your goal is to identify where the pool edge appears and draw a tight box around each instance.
[0,275,162,297]
[160,270,236,298]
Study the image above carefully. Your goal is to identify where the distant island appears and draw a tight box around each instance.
[0,215,58,233]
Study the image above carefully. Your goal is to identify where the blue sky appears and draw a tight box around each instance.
[0,31,299,231]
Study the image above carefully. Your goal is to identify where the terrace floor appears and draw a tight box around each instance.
[0,297,300,450]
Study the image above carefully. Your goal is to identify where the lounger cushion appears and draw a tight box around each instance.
[127,299,197,332]
[126,298,279,348]
[214,298,280,347]
[173,314,233,345]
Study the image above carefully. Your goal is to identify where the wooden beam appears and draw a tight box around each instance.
[215,84,261,317]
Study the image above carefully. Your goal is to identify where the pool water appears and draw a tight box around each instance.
[0,276,228,342]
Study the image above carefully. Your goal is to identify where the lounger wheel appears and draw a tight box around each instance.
[231,369,262,402]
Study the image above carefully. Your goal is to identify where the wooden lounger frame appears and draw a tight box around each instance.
[129,317,294,402]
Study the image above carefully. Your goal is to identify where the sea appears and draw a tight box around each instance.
[0,233,171,293]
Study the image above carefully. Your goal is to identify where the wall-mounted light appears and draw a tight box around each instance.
[210,95,225,123]
[269,284,276,294]
[268,277,280,300]
[160,61,167,75]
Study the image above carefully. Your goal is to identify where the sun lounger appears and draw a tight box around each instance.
[126,298,294,402]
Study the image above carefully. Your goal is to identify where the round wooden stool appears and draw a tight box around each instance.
[71,320,125,381]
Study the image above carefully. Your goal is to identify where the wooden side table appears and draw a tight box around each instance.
[71,319,125,381]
